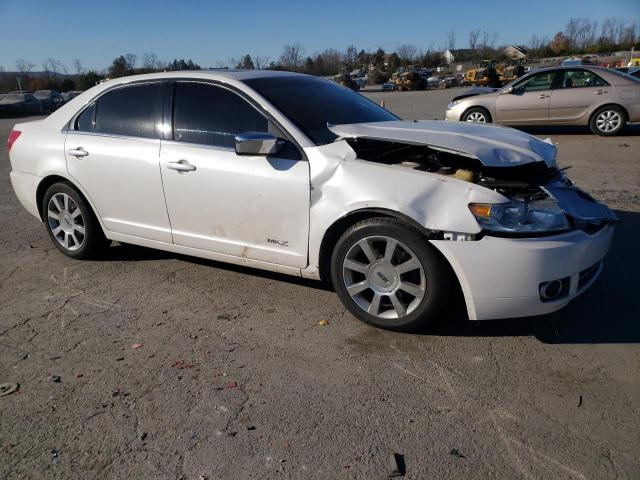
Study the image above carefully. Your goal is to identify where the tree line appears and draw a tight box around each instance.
[0,53,201,94]
[1,16,637,94]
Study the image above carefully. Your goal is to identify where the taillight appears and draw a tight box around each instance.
[7,130,21,152]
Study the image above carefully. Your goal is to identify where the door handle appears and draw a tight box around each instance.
[538,94,549,99]
[595,90,608,95]
[68,147,89,157]
[166,160,196,173]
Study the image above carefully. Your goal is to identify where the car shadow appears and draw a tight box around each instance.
[97,210,638,344]
[423,209,639,344]
[517,123,640,136]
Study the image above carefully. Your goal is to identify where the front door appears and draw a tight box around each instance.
[159,81,310,268]
[65,81,172,242]
[495,70,557,124]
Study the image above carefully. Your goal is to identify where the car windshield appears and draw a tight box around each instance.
[244,75,399,145]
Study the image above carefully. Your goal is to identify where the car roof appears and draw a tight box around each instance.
[99,69,308,86]
[528,65,610,73]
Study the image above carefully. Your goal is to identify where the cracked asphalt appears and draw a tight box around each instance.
[1,88,639,479]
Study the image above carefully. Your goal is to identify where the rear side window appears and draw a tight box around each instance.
[173,82,268,148]
[78,83,163,138]
[559,69,608,88]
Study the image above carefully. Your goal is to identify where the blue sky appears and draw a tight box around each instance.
[0,0,638,71]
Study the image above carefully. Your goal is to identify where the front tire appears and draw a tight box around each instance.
[331,217,451,331]
[43,182,107,259]
[590,106,626,136]
[462,107,492,123]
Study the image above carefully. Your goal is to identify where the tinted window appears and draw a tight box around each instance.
[173,82,268,148]
[516,71,555,92]
[559,69,608,88]
[76,103,96,131]
[94,83,163,138]
[244,76,399,145]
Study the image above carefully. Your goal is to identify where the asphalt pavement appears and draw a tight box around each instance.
[1,88,639,479]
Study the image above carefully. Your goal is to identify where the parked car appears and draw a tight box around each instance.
[382,81,397,92]
[614,66,640,79]
[0,93,43,116]
[8,71,616,331]
[61,90,83,102]
[445,66,640,135]
[33,90,64,112]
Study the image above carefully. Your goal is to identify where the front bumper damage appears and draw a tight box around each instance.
[431,183,617,320]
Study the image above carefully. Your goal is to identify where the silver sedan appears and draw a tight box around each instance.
[445,66,640,135]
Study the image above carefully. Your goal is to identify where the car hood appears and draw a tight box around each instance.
[451,86,500,102]
[328,120,557,168]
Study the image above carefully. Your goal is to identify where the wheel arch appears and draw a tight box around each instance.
[589,103,629,123]
[317,207,446,282]
[461,105,492,122]
[36,174,105,233]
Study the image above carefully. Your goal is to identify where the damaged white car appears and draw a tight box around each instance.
[8,71,616,331]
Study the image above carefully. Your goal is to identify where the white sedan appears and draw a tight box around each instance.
[8,70,616,331]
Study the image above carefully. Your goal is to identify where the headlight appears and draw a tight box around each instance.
[447,100,463,109]
[469,199,569,233]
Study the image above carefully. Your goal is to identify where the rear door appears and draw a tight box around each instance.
[495,70,557,123]
[159,81,310,268]
[65,81,172,242]
[548,69,610,122]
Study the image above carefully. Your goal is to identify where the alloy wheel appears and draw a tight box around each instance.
[342,236,426,319]
[47,193,85,251]
[465,112,486,123]
[596,110,621,133]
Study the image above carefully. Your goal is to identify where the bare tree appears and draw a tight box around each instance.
[527,34,549,57]
[468,28,481,51]
[254,55,271,69]
[600,17,626,45]
[279,43,305,71]
[72,58,84,75]
[15,59,35,75]
[42,58,61,79]
[480,30,499,50]
[125,53,137,70]
[56,60,68,75]
[445,30,456,51]
[397,44,417,65]
[142,52,162,70]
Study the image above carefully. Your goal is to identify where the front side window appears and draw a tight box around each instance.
[244,75,398,146]
[173,82,268,148]
[77,82,163,138]
[559,69,608,88]
[515,71,556,92]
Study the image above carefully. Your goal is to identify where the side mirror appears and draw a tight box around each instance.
[502,86,514,94]
[235,132,280,156]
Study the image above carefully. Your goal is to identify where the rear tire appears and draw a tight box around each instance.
[331,217,451,332]
[43,182,108,259]
[462,107,492,123]
[590,105,626,136]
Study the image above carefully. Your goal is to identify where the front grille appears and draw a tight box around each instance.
[578,262,602,290]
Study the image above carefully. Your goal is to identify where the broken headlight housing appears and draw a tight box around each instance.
[469,199,569,233]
